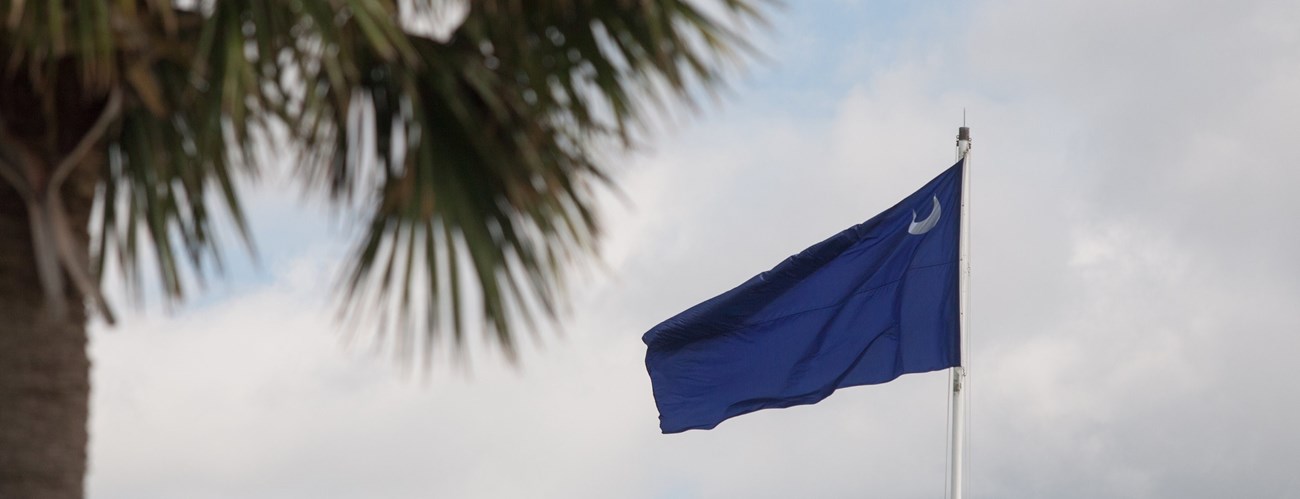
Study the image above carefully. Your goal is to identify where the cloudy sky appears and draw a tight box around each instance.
[86,0,1300,497]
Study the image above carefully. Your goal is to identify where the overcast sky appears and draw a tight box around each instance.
[87,1,1300,497]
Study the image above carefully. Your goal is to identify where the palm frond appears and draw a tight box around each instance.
[320,1,766,360]
[0,0,768,363]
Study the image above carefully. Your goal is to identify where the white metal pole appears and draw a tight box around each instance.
[948,126,971,499]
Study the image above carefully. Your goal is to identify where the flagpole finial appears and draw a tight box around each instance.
[957,126,970,141]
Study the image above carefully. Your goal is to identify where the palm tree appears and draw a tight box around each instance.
[0,1,762,496]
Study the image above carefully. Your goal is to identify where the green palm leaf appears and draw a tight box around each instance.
[0,0,767,361]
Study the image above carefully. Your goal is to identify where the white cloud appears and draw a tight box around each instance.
[89,1,1300,497]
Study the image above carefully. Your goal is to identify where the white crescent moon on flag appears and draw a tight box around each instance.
[907,196,941,235]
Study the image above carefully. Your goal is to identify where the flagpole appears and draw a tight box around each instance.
[948,125,972,499]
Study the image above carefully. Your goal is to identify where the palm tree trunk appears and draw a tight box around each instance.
[0,162,96,498]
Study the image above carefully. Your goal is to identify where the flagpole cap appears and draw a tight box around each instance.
[957,126,971,141]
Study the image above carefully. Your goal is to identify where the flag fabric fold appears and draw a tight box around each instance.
[643,160,964,433]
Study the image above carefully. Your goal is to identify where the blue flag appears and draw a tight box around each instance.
[643,160,963,433]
